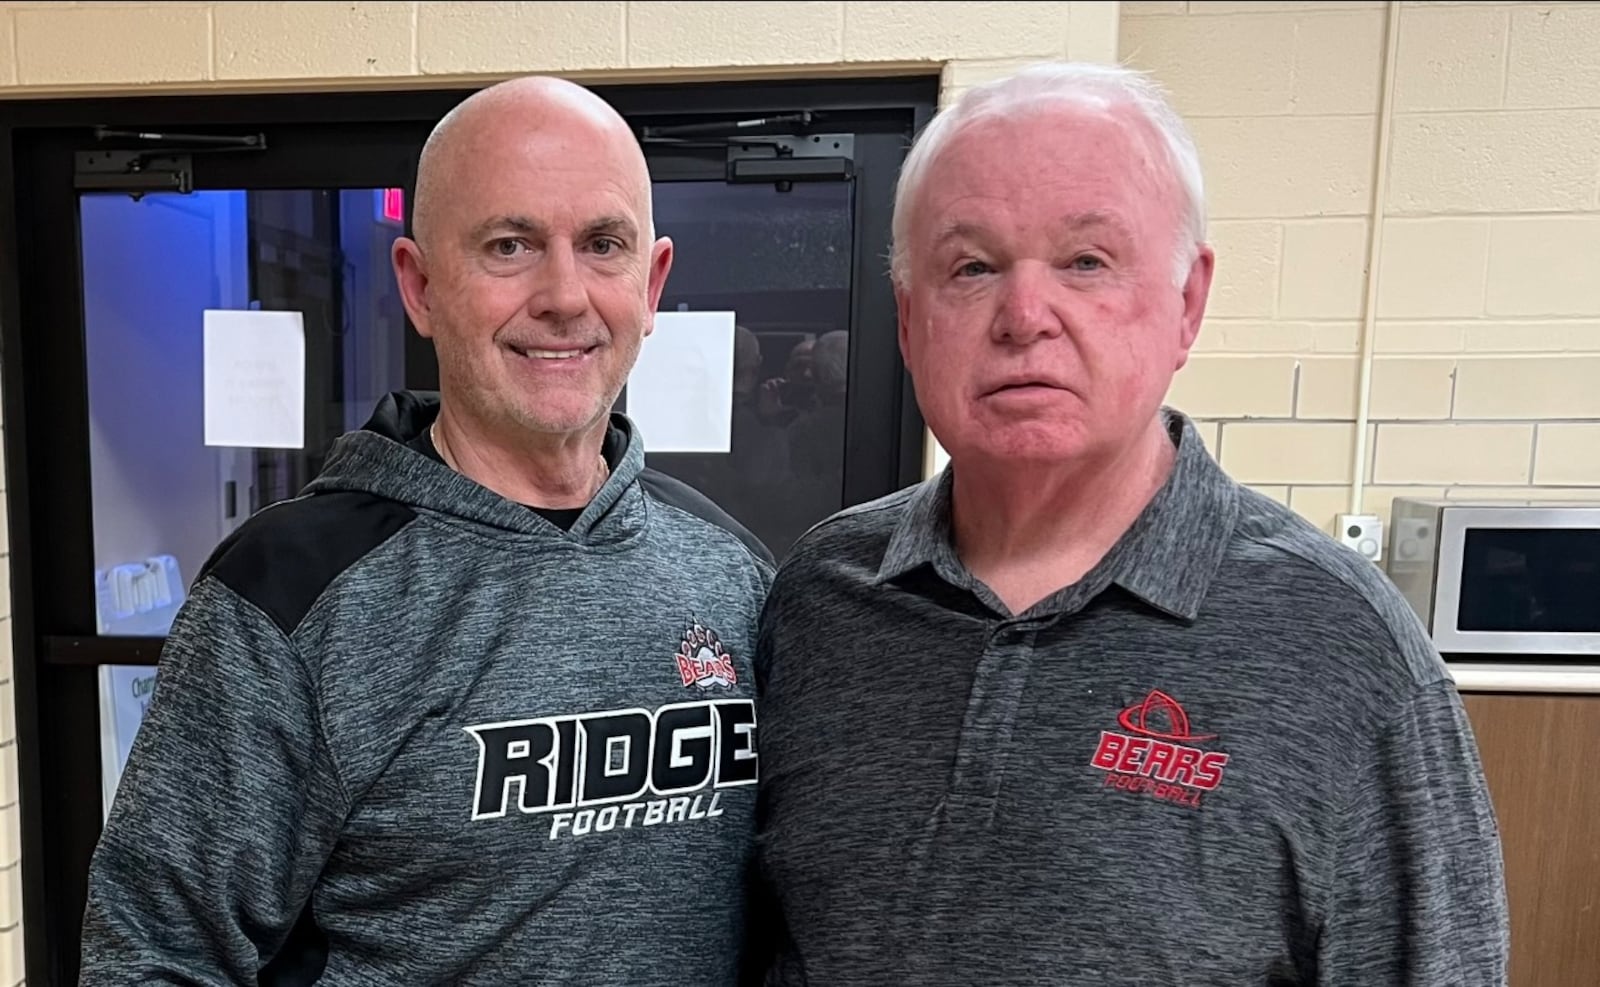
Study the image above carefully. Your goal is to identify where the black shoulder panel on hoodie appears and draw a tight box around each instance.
[199,491,417,637]
[638,468,776,569]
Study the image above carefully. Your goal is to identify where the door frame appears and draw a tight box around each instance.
[0,74,937,984]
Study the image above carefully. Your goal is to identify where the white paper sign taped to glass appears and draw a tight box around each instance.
[98,664,160,820]
[626,310,736,453]
[203,308,306,449]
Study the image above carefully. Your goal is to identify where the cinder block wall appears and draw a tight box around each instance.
[0,2,1122,982]
[1123,0,1600,533]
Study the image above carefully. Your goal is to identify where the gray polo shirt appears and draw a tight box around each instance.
[753,409,1509,986]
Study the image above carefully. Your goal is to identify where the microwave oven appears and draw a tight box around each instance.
[1386,497,1600,692]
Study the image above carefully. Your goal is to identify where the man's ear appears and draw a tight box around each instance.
[895,282,914,369]
[1174,243,1215,372]
[644,236,675,337]
[392,236,434,339]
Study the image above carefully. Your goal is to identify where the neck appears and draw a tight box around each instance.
[950,416,1177,614]
[432,408,610,510]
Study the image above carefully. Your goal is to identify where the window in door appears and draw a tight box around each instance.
[644,180,854,557]
[80,186,412,815]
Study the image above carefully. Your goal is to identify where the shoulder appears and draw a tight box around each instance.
[638,468,777,572]
[770,482,922,588]
[197,490,418,636]
[1223,487,1448,689]
[797,483,919,553]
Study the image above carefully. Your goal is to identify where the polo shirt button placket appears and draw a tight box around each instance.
[943,620,1038,826]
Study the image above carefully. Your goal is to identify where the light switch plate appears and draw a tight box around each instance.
[1337,513,1383,563]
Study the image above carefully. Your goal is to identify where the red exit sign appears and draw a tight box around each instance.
[379,187,405,225]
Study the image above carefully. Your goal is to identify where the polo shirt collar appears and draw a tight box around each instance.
[875,408,1239,622]
[877,467,962,587]
[1106,410,1239,620]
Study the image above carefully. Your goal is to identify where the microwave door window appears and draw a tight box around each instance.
[1457,528,1600,633]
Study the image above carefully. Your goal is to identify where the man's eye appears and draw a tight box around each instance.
[592,237,622,255]
[491,239,524,257]
[1070,254,1105,271]
[957,260,991,278]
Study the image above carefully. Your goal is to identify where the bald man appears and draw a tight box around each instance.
[79,76,775,986]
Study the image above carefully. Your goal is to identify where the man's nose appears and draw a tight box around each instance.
[525,241,590,323]
[992,262,1065,345]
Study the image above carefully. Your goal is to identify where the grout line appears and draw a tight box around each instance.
[410,1,420,75]
[1157,414,1600,428]
[1528,422,1539,483]
[1217,210,1600,224]
[1479,220,1494,320]
[1272,221,1286,319]
[7,10,17,88]
[1181,105,1597,120]
[1498,9,1512,106]
[1204,315,1600,326]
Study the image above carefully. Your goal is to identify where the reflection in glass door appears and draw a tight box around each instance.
[79,187,411,813]
[644,181,854,558]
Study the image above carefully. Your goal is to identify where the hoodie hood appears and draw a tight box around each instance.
[304,390,648,545]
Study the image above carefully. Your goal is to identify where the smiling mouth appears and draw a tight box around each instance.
[507,344,597,361]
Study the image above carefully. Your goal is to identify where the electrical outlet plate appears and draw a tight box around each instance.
[1337,513,1383,563]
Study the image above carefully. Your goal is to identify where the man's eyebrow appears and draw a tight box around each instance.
[467,215,549,242]
[583,215,639,241]
[931,220,988,248]
[931,212,1127,247]
[466,215,639,243]
[1058,210,1131,236]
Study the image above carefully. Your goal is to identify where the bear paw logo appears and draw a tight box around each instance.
[675,622,738,692]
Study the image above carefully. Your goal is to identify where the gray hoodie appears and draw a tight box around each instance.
[80,390,775,986]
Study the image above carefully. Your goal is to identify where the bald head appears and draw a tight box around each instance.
[390,74,675,460]
[412,76,651,251]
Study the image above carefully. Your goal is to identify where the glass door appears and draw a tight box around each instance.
[81,186,412,816]
[636,124,916,560]
[6,106,434,985]
[645,180,854,557]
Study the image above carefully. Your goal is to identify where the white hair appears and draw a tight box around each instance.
[890,61,1207,290]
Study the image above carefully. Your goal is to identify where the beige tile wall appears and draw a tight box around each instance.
[1123,0,1600,535]
[0,2,1124,982]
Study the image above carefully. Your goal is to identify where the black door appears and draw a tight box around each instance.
[0,76,935,984]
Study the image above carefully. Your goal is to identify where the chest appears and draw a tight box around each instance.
[323,592,764,864]
[760,604,1343,949]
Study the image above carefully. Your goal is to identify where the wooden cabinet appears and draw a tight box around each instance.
[1460,693,1600,987]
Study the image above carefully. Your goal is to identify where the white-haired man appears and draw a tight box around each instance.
[751,62,1509,985]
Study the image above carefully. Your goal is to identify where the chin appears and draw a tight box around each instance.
[944,420,1095,467]
[510,397,610,436]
